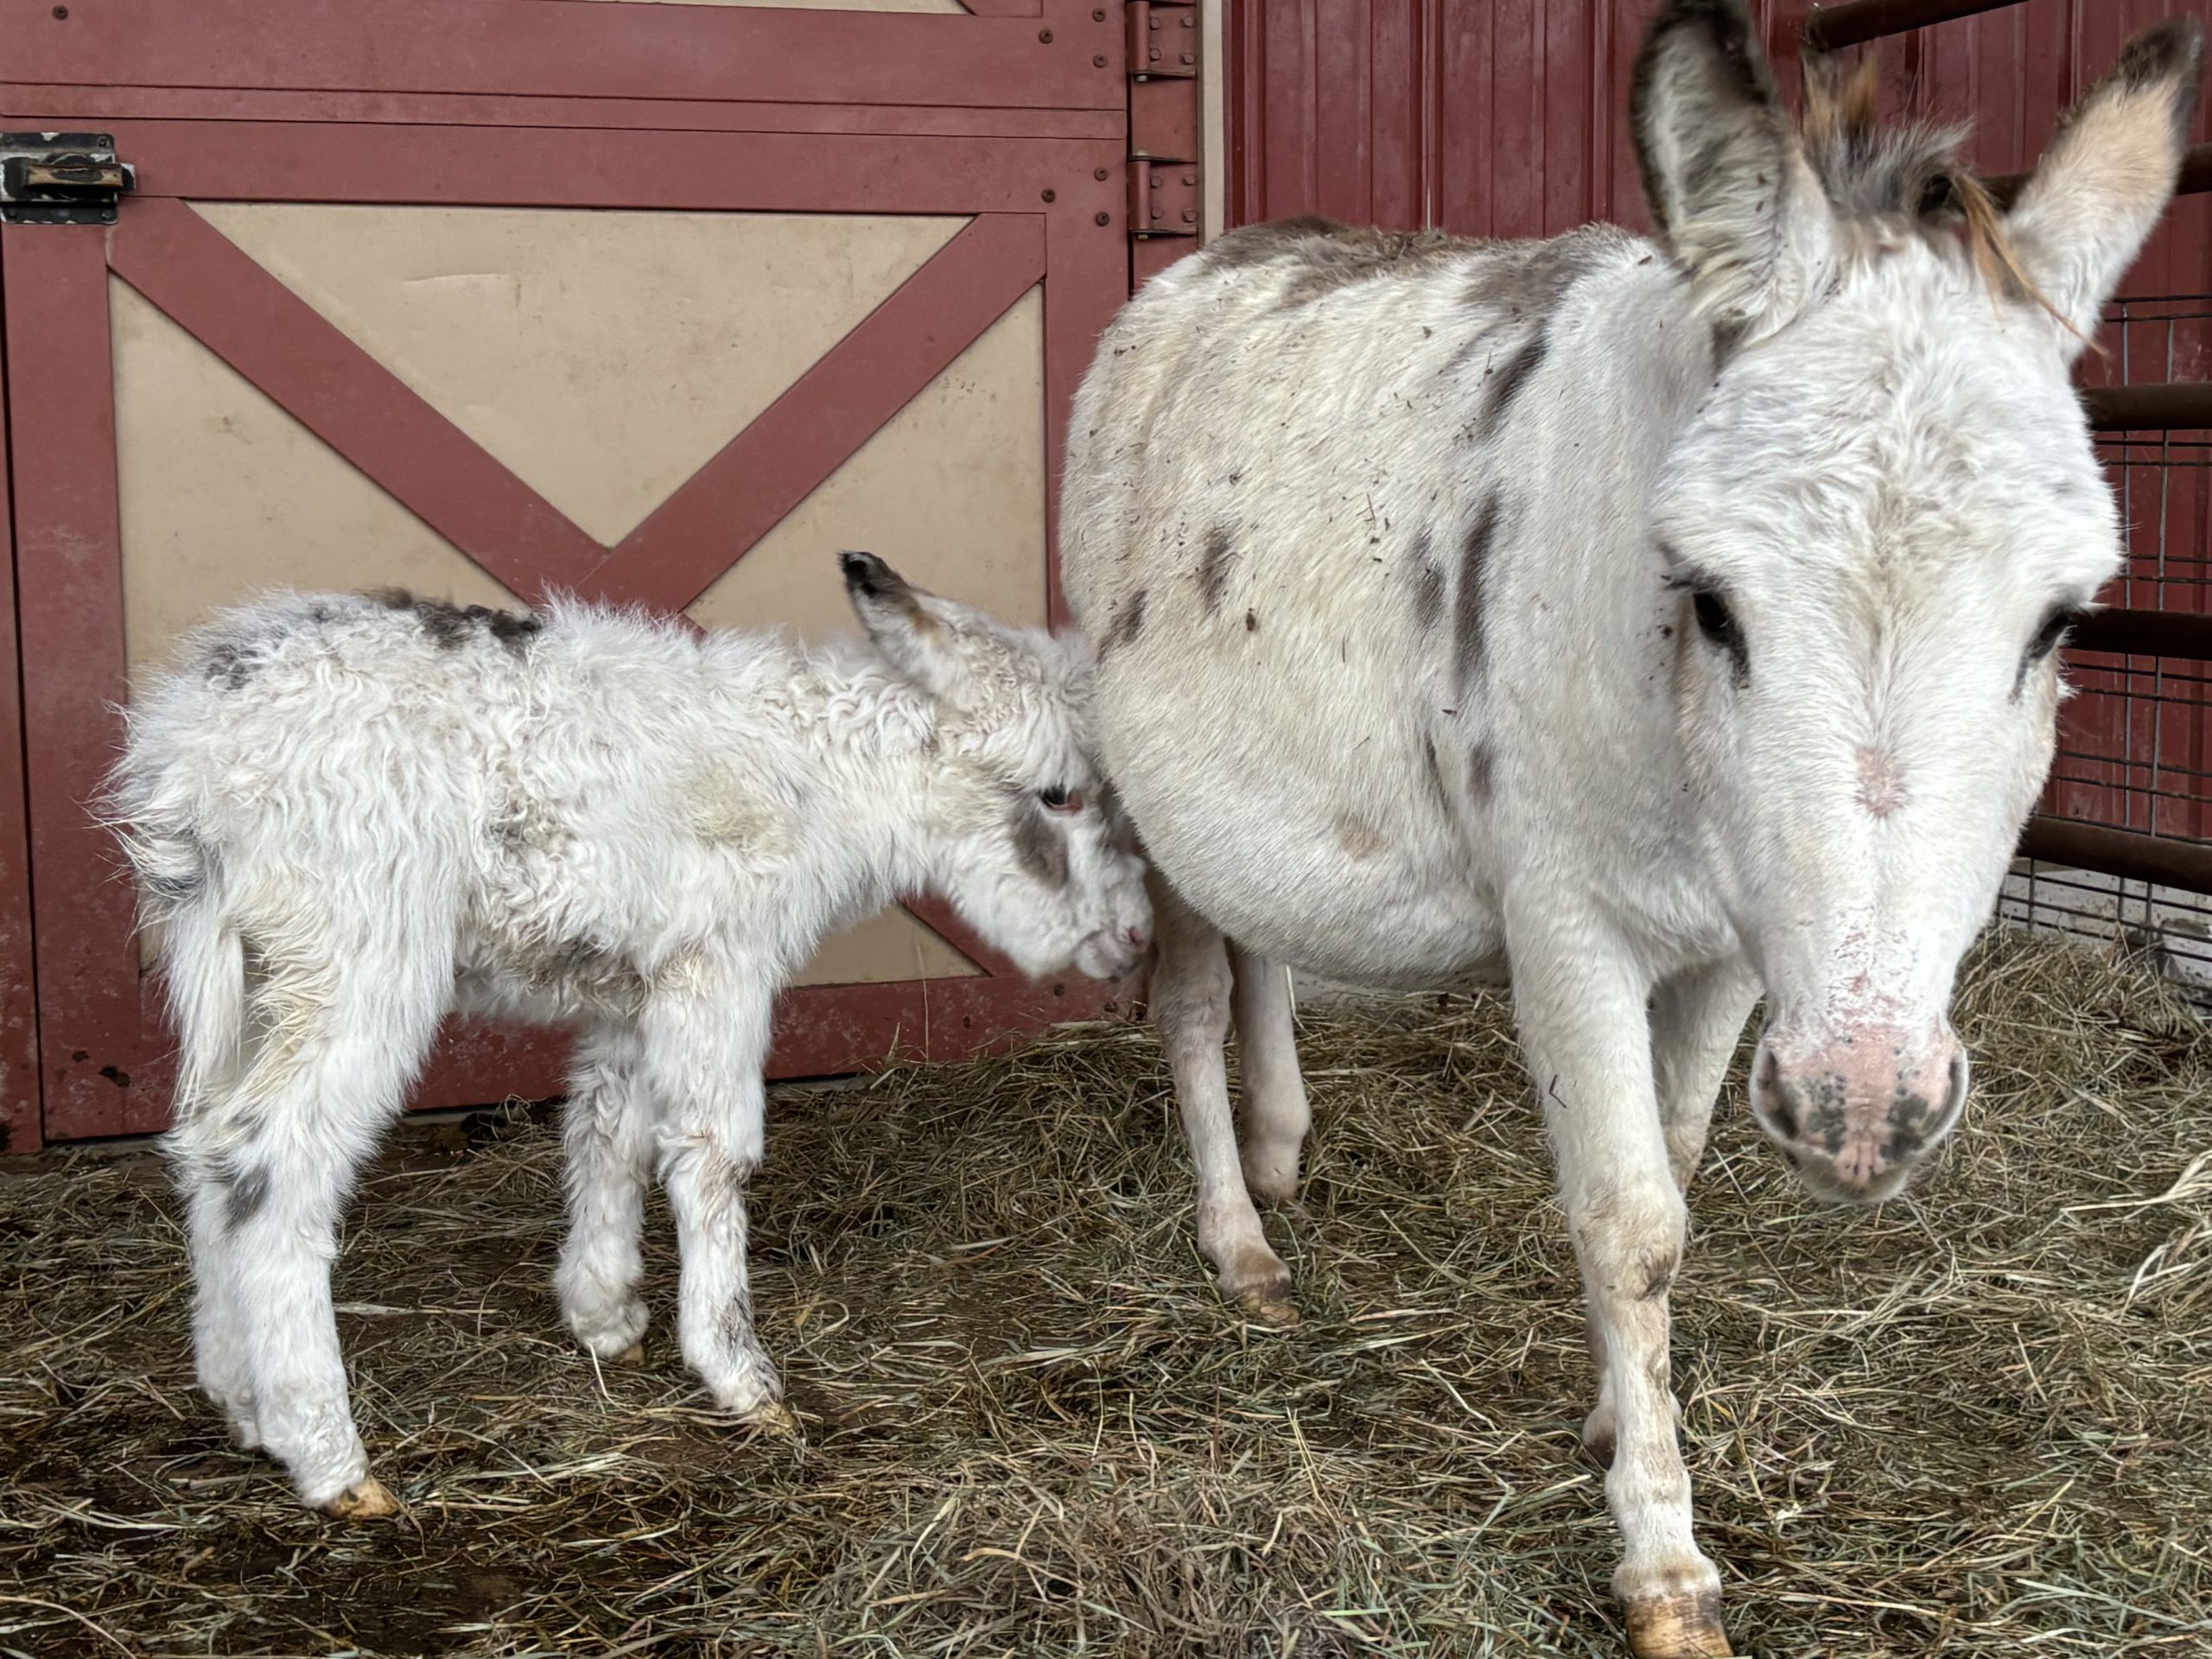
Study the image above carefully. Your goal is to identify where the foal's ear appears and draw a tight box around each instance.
[2005,19,2204,360]
[839,550,1007,711]
[1631,0,1833,343]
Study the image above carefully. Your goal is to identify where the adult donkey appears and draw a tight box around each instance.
[1062,2,2203,1653]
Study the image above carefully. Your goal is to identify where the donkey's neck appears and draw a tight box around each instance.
[1478,251,1730,889]
[770,645,945,934]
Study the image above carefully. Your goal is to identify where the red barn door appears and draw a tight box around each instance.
[0,0,1136,1147]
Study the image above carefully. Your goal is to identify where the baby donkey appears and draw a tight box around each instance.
[107,553,1152,1516]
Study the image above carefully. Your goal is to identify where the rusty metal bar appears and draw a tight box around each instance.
[2083,381,2212,430]
[2018,817,2212,895]
[2184,142,2212,197]
[1986,141,2212,207]
[2067,607,2212,660]
[1802,0,2018,51]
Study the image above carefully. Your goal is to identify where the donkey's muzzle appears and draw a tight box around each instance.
[1749,1024,1968,1205]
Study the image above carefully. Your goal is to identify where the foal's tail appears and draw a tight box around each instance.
[113,817,247,1121]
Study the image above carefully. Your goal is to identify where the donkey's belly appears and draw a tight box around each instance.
[1102,679,1500,987]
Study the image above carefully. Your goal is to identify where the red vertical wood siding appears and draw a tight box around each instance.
[1231,2,2207,256]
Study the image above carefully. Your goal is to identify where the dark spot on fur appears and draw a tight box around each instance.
[1009,799,1071,889]
[1420,736,1452,817]
[365,588,540,655]
[1477,326,1549,440]
[226,1166,270,1231]
[1102,588,1147,655]
[486,610,543,653]
[1408,531,1444,632]
[1443,228,1618,384]
[1453,495,1503,690]
[1332,813,1386,860]
[1466,745,1494,804]
[1197,526,1236,616]
[204,642,254,692]
[1244,609,1258,632]
[1635,1245,1678,1302]
[1710,314,1748,367]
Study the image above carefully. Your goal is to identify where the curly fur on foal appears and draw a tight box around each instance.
[105,555,1151,1516]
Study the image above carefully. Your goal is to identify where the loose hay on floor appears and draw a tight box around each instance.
[3,927,2210,1658]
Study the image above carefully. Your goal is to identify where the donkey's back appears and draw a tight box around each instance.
[1064,216,1650,983]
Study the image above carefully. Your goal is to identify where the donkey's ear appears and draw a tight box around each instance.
[839,551,1007,711]
[1632,0,1833,343]
[2005,19,2204,360]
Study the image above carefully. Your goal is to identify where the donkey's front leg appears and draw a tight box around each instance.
[1649,961,1758,1192]
[639,972,789,1429]
[1512,913,1731,1659]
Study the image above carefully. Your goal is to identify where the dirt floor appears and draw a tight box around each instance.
[2,928,2209,1658]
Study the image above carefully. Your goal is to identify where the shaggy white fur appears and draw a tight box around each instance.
[106,555,1151,1516]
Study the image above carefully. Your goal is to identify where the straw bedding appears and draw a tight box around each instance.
[3,927,2209,1657]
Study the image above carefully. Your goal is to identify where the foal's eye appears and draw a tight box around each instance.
[1691,588,1738,649]
[1039,786,1084,814]
[2026,606,2075,664]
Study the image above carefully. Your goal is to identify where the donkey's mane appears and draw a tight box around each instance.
[1798,53,2051,316]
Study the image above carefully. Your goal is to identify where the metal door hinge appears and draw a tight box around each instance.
[1127,1,1197,79]
[0,132,133,225]
[1128,157,1199,238]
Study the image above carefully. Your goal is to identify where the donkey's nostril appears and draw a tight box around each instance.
[1938,1045,1970,1126]
[1126,925,1148,948]
[1754,1046,1799,1140]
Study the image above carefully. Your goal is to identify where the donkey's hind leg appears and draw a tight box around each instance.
[174,1152,262,1451]
[1229,944,1309,1204]
[216,931,447,1516]
[1149,873,1296,1322]
[556,1021,657,1365]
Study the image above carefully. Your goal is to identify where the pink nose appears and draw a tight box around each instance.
[1751,1023,1967,1202]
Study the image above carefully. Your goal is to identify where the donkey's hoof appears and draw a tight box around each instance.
[321,1478,400,1522]
[738,1400,798,1436]
[1238,1292,1301,1328]
[1623,1590,1732,1658]
[611,1343,647,1367]
[1580,1403,1618,1468]
[1216,1242,1294,1314]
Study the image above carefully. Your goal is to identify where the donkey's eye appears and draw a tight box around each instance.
[1039,786,1084,814]
[1691,588,1738,649]
[2027,606,2075,664]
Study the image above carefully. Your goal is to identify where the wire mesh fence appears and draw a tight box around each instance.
[2005,293,2212,1007]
